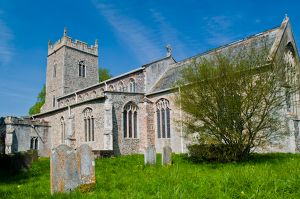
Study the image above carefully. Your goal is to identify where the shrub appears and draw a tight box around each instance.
[187,144,247,163]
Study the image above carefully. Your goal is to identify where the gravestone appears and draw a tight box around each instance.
[162,145,172,165]
[50,144,80,194]
[77,144,96,184]
[144,146,156,165]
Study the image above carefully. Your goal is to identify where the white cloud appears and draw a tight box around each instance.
[0,12,13,68]
[149,9,191,59]
[203,15,237,46]
[94,2,163,63]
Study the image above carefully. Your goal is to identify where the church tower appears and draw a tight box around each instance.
[41,28,99,112]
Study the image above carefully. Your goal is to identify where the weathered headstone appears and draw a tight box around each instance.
[144,146,156,165]
[77,144,96,185]
[162,145,172,165]
[50,144,80,194]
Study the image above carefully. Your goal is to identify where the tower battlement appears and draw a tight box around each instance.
[48,28,98,56]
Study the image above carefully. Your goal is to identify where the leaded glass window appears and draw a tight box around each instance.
[123,102,138,138]
[83,107,95,142]
[156,99,171,138]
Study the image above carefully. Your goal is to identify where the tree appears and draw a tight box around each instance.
[29,85,46,115]
[99,68,112,82]
[175,46,297,161]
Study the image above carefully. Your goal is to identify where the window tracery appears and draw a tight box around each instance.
[83,108,94,142]
[156,99,171,138]
[123,102,138,138]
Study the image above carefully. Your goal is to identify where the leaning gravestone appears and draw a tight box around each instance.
[50,144,80,194]
[144,146,156,165]
[77,144,96,185]
[162,145,172,166]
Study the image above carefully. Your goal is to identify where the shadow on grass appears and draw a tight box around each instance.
[0,168,32,184]
[0,158,49,184]
[180,152,298,166]
[245,153,295,164]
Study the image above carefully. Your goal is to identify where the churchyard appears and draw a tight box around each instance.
[0,153,299,198]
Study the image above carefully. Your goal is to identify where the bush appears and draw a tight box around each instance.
[187,144,247,163]
[0,150,38,173]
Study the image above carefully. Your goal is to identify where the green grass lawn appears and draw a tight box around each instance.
[0,153,300,198]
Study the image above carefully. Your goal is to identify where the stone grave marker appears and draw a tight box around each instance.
[162,145,172,165]
[50,144,80,194]
[144,145,156,165]
[77,144,96,185]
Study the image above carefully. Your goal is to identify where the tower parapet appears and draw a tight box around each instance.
[48,28,98,56]
[42,28,99,112]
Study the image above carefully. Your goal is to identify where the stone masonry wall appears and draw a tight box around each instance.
[57,69,145,109]
[147,90,188,153]
[106,92,145,155]
[63,47,99,95]
[0,117,49,156]
[43,46,65,112]
[36,98,106,153]
[144,57,175,92]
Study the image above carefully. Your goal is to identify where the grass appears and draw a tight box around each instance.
[0,153,300,198]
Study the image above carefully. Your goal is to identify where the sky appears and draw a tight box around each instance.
[0,0,300,116]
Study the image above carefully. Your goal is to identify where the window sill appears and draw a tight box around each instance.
[123,138,140,140]
[82,141,96,143]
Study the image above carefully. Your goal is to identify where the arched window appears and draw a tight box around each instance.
[108,85,115,91]
[118,81,125,92]
[284,44,297,112]
[35,138,38,150]
[123,102,138,138]
[79,60,86,77]
[83,108,95,142]
[129,78,136,92]
[83,65,86,77]
[60,117,66,144]
[156,99,171,138]
[30,137,38,150]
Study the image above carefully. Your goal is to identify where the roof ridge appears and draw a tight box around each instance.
[176,25,280,65]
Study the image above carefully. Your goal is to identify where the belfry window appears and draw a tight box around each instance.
[83,108,94,142]
[156,99,171,138]
[129,78,136,92]
[60,117,66,144]
[79,60,86,77]
[123,102,138,138]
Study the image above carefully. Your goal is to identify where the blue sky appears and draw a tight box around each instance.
[0,0,299,116]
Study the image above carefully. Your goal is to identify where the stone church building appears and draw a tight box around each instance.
[1,16,299,156]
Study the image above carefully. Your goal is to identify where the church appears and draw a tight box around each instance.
[1,16,299,157]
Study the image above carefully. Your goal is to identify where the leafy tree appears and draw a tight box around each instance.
[29,85,46,115]
[175,46,297,161]
[99,68,112,82]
